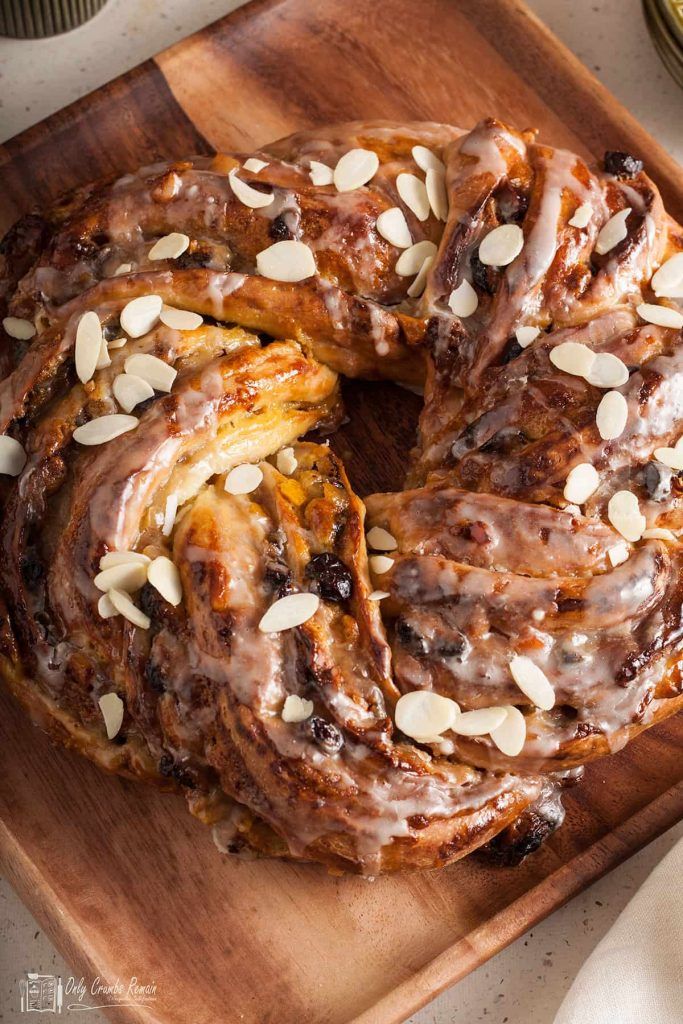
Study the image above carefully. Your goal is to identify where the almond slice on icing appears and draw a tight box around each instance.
[97,593,117,619]
[411,145,445,174]
[148,232,190,260]
[653,446,683,470]
[94,562,148,593]
[651,253,683,298]
[641,527,677,541]
[73,414,138,445]
[448,279,478,318]
[160,305,204,331]
[225,463,264,495]
[113,372,155,413]
[281,695,314,723]
[108,588,151,629]
[568,203,592,229]
[595,207,631,255]
[162,493,179,537]
[124,353,177,392]
[515,325,540,348]
[147,555,183,606]
[256,240,317,282]
[394,690,459,741]
[259,592,320,633]
[426,167,448,221]
[229,168,274,209]
[243,158,269,173]
[596,390,628,440]
[478,224,524,267]
[98,692,124,739]
[376,207,412,249]
[549,341,596,377]
[509,656,555,711]
[636,303,683,330]
[607,490,646,542]
[407,256,434,298]
[309,161,334,186]
[276,447,298,475]
[120,294,163,338]
[396,172,430,221]
[0,435,27,476]
[333,149,379,192]
[563,463,600,504]
[369,555,394,575]
[74,311,103,385]
[490,705,527,756]
[395,240,438,277]
[368,590,390,601]
[2,316,35,340]
[585,352,629,388]
[366,526,398,551]
[450,706,507,736]
[99,550,150,570]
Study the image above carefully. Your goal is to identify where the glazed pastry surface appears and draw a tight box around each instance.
[1,118,682,873]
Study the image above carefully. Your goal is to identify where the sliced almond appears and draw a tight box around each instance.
[148,232,190,260]
[243,158,269,173]
[549,341,596,377]
[108,588,151,629]
[369,555,394,575]
[376,207,412,249]
[108,336,128,350]
[651,253,683,298]
[99,550,150,570]
[333,148,379,192]
[411,145,444,174]
[259,592,320,632]
[595,207,631,255]
[653,446,683,470]
[74,311,103,384]
[0,435,27,476]
[94,562,148,593]
[160,305,203,331]
[96,336,111,370]
[256,240,317,282]
[568,203,592,229]
[113,372,155,413]
[98,692,124,739]
[281,694,314,723]
[451,706,507,736]
[490,705,527,756]
[478,224,524,267]
[509,656,555,711]
[585,351,629,388]
[394,690,459,741]
[596,390,628,440]
[607,490,646,542]
[73,414,138,446]
[162,493,179,537]
[426,167,448,221]
[564,463,600,504]
[225,463,263,495]
[368,590,390,601]
[120,294,163,338]
[309,160,334,186]
[608,542,630,567]
[396,172,430,221]
[395,240,438,277]
[448,279,479,318]
[515,325,541,348]
[2,316,35,340]
[114,263,133,276]
[641,527,677,541]
[276,447,298,475]
[97,593,117,619]
[148,555,183,606]
[229,168,274,209]
[124,353,177,392]
[636,302,683,330]
[366,526,398,551]
[407,256,433,298]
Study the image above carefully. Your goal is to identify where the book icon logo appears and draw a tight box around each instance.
[19,974,63,1014]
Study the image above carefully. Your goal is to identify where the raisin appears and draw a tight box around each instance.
[269,215,292,241]
[159,754,174,777]
[264,562,292,597]
[305,553,353,602]
[644,462,672,502]
[395,617,429,656]
[500,338,523,364]
[604,151,643,178]
[102,322,121,342]
[175,250,212,269]
[145,661,166,693]
[434,633,469,661]
[470,253,497,295]
[20,555,44,586]
[308,716,344,754]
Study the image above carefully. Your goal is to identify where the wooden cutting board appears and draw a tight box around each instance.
[1,2,682,1022]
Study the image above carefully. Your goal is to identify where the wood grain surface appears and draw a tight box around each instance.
[0,2,681,1023]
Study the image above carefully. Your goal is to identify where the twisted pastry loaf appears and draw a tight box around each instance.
[1,119,682,874]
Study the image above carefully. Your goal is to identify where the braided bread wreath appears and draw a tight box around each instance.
[1,118,683,875]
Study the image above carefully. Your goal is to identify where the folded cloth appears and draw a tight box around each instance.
[554,838,683,1024]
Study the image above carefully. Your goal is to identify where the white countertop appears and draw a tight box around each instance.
[0,1,681,1022]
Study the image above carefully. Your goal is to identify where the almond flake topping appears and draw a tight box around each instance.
[396,172,430,221]
[120,294,163,338]
[490,705,527,756]
[509,656,555,711]
[478,224,524,267]
[148,232,190,260]
[376,207,412,249]
[162,493,179,537]
[449,279,479,318]
[243,158,269,173]
[124,353,177,392]
[96,337,111,370]
[108,336,127,349]
[366,526,398,551]
[148,556,183,606]
[395,240,438,277]
[282,695,314,723]
[642,527,677,541]
[309,161,334,186]
[98,692,124,739]
[451,706,507,736]
[259,592,320,633]
[225,463,263,495]
[160,305,204,331]
[595,207,631,255]
[568,203,592,229]
[596,390,628,440]
[395,691,459,742]
[73,414,138,446]
[608,543,630,567]
[585,351,629,388]
[229,168,274,209]
[608,490,646,542]
[97,593,117,619]
[94,561,148,593]
[113,372,155,412]
[108,588,151,629]
[651,253,683,298]
[99,551,150,569]
[407,256,433,298]
[549,341,595,377]
[653,442,683,470]
[276,447,298,475]
[426,167,448,221]
[515,325,541,348]
[114,263,133,276]
[0,435,27,476]
[256,240,317,282]
[333,149,379,192]
[368,590,390,601]
[411,145,445,174]
[369,554,394,575]
[3,316,36,340]
[636,303,683,330]
[564,463,600,504]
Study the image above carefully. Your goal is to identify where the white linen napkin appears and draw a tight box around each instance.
[554,838,683,1024]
